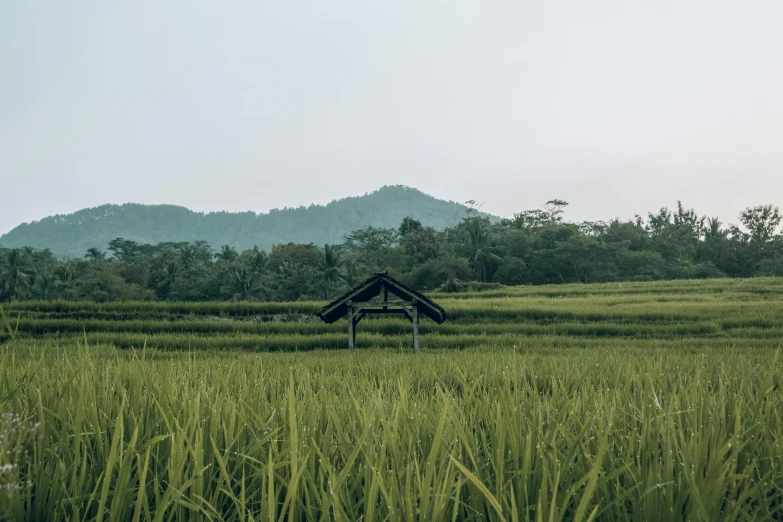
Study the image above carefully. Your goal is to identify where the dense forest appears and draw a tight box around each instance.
[0,186,495,258]
[1,200,781,302]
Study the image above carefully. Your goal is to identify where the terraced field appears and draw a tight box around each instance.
[3,277,783,351]
[1,278,782,520]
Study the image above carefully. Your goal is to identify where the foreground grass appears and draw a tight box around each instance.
[1,342,782,521]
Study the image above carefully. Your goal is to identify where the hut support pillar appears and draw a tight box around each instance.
[348,301,356,351]
[412,298,419,354]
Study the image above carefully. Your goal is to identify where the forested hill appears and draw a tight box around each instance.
[0,186,497,258]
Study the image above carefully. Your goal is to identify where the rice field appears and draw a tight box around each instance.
[1,277,782,520]
[4,277,783,351]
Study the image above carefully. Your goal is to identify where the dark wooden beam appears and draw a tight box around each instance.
[353,301,413,307]
[355,307,410,314]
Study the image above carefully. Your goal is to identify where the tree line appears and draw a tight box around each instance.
[1,200,781,302]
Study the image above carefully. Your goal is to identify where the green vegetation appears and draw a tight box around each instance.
[1,197,781,304]
[0,344,780,521]
[1,279,782,520]
[3,277,783,351]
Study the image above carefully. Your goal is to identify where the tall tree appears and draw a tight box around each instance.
[215,245,239,262]
[738,205,781,246]
[0,249,34,301]
[85,248,107,261]
[320,244,347,299]
[457,215,502,282]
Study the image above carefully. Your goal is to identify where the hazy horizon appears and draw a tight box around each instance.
[2,1,782,236]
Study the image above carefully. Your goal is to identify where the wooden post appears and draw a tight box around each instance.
[412,298,419,354]
[351,315,357,350]
[347,300,355,351]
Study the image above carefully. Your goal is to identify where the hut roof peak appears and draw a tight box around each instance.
[316,273,446,325]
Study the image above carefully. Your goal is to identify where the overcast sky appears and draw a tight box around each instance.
[2,0,782,235]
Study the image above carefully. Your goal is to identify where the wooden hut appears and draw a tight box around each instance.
[317,272,446,353]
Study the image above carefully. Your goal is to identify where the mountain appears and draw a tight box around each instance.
[0,186,499,258]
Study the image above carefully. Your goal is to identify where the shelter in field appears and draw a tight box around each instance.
[317,272,446,353]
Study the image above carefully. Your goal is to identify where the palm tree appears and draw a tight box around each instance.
[321,244,347,299]
[244,246,269,274]
[180,241,213,268]
[705,217,728,240]
[33,272,54,300]
[0,249,34,301]
[179,245,198,270]
[85,248,107,261]
[215,245,239,262]
[223,265,268,302]
[53,262,77,295]
[157,258,182,296]
[461,217,502,282]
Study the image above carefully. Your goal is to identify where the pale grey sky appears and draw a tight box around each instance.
[1,0,782,235]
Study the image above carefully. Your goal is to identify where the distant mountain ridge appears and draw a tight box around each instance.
[0,186,499,258]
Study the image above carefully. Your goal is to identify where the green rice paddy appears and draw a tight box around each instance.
[1,277,782,520]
